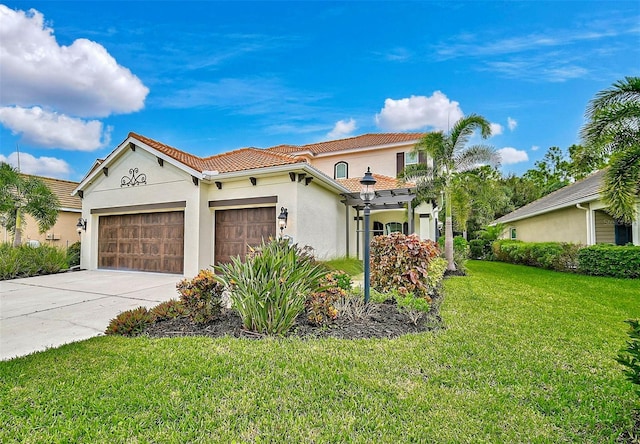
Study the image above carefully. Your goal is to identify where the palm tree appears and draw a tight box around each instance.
[0,162,59,247]
[402,114,501,271]
[581,76,640,224]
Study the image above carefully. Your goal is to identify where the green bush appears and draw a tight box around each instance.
[176,269,224,323]
[150,299,186,321]
[438,236,470,271]
[426,257,447,298]
[578,244,640,278]
[306,273,344,326]
[616,319,640,396]
[492,240,581,272]
[0,243,68,280]
[370,233,441,301]
[469,239,492,260]
[215,239,327,335]
[105,306,154,336]
[67,241,81,267]
[393,290,431,326]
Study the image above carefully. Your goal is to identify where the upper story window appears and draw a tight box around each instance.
[334,161,348,179]
[404,151,418,168]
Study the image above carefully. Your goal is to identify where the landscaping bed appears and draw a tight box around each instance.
[143,297,444,340]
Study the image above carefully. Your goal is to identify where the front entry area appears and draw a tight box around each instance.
[98,211,185,273]
[214,207,276,265]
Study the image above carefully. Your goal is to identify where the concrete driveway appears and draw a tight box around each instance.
[0,270,183,361]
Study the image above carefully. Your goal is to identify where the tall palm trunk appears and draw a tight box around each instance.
[444,188,455,271]
[13,208,22,247]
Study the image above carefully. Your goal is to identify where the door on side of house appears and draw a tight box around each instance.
[98,211,184,273]
[615,222,633,245]
[214,207,276,265]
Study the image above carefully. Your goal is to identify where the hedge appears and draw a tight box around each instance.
[577,244,640,279]
[492,240,581,272]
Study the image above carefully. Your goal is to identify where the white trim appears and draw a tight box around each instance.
[496,194,601,224]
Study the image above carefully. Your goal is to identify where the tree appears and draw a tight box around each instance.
[522,146,571,197]
[0,162,59,247]
[581,76,640,223]
[403,114,501,271]
[567,143,608,181]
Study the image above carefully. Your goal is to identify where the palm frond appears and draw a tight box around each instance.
[586,76,640,117]
[454,145,501,173]
[601,144,640,224]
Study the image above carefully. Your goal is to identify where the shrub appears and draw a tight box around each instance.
[0,243,68,280]
[438,236,470,271]
[176,269,224,323]
[492,240,581,272]
[105,306,154,336]
[150,299,185,321]
[215,239,327,335]
[578,244,640,278]
[426,257,447,298]
[394,291,431,326]
[616,319,640,396]
[370,233,440,301]
[469,239,492,260]
[67,241,81,267]
[306,273,344,326]
[334,289,376,321]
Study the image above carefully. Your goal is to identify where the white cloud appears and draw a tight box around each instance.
[531,145,540,151]
[490,123,503,136]
[374,92,463,132]
[507,117,517,131]
[0,106,111,151]
[0,5,148,117]
[0,151,71,178]
[327,118,357,139]
[497,147,529,165]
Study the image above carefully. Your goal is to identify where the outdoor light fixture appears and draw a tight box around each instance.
[359,167,377,304]
[278,207,288,238]
[76,217,87,234]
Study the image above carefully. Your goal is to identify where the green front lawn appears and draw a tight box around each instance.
[1,261,638,442]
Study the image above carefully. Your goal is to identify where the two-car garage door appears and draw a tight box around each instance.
[97,207,275,273]
[98,211,184,274]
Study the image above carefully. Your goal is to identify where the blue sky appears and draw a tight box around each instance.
[0,1,638,182]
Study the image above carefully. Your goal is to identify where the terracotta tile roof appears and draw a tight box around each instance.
[22,174,81,210]
[129,132,207,172]
[268,133,425,155]
[129,133,304,174]
[494,169,607,224]
[201,148,305,173]
[338,174,415,193]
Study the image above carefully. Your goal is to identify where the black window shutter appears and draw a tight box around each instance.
[418,152,427,164]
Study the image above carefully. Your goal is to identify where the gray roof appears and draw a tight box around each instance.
[494,169,606,224]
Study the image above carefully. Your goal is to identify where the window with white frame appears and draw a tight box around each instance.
[334,162,348,179]
[386,222,404,234]
[510,227,517,240]
[404,151,418,168]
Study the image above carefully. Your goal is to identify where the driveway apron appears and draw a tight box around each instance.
[0,270,182,361]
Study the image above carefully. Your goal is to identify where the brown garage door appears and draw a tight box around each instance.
[215,207,276,265]
[98,211,184,273]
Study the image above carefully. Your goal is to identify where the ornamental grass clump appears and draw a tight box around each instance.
[215,239,327,335]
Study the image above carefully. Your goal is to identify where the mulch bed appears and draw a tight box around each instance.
[143,296,446,340]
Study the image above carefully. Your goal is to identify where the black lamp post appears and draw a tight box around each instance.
[278,207,288,238]
[359,167,376,303]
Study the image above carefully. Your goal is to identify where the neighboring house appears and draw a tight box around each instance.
[494,169,640,246]
[0,175,82,248]
[73,132,439,276]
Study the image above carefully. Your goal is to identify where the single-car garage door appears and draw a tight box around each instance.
[215,207,276,265]
[98,211,184,273]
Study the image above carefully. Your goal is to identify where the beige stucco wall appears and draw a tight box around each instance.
[503,206,588,244]
[309,143,430,179]
[4,210,81,249]
[206,173,345,261]
[79,146,202,276]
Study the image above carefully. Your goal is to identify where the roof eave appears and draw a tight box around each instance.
[493,193,602,224]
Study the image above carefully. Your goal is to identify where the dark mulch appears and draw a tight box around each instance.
[144,297,445,340]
